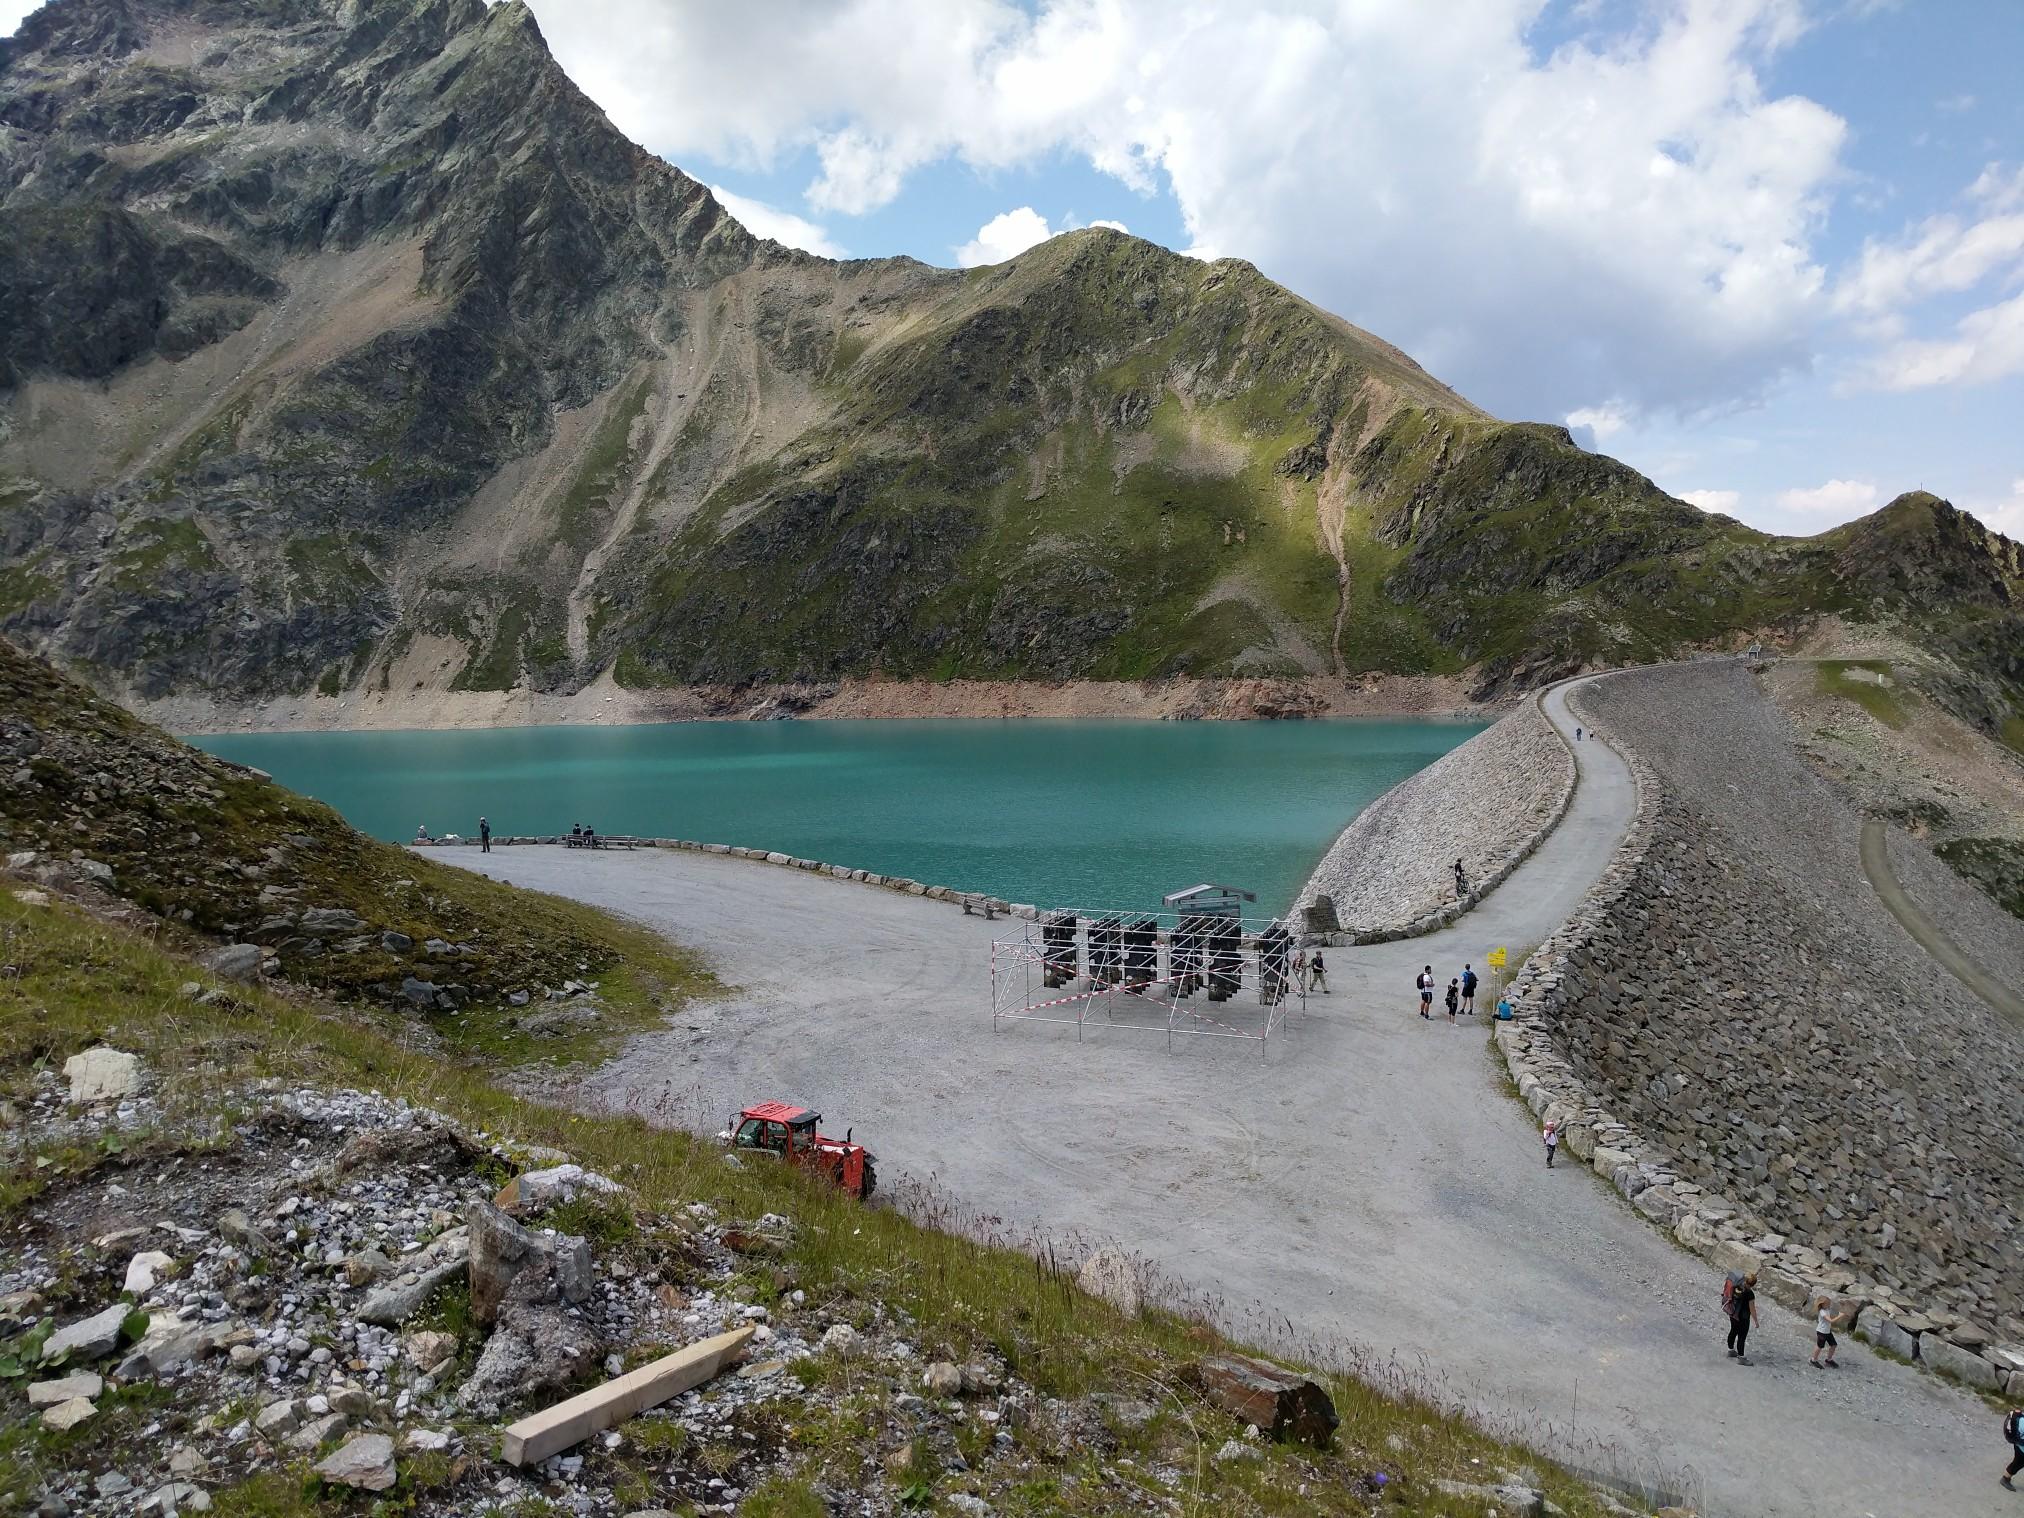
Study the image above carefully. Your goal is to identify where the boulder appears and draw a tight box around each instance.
[468,1202,591,1325]
[1920,1334,2000,1389]
[1633,1186,1688,1227]
[492,1163,621,1216]
[43,1303,130,1362]
[42,1397,97,1433]
[457,1302,601,1414]
[403,1329,460,1368]
[63,1047,141,1103]
[123,1250,174,1295]
[1865,1316,1917,1360]
[1709,1241,1761,1281]
[921,1361,963,1396]
[1076,1248,1142,1317]
[819,1324,863,1359]
[357,1245,468,1328]
[27,1372,104,1406]
[314,1433,397,1492]
[204,944,263,981]
[298,907,365,937]
[1191,1354,1338,1447]
[115,1313,218,1377]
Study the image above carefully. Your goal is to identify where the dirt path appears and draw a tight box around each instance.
[451,674,2007,1518]
[1860,818,2024,1028]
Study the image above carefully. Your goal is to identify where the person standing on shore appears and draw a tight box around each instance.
[1725,1270,1760,1364]
[1461,963,1478,1014]
[479,816,491,854]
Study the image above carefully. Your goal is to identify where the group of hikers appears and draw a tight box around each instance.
[413,817,494,852]
[1413,960,1508,1022]
[412,816,609,853]
[1287,948,1330,994]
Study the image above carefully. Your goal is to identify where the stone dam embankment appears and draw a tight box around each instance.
[1495,662,2024,1391]
[1297,694,1573,939]
[1302,658,2024,1391]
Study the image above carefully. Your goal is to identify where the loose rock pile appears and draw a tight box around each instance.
[1493,665,2024,1393]
[1298,698,1573,940]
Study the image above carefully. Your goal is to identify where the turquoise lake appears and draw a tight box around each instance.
[190,718,1483,915]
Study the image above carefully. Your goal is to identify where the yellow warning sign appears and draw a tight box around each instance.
[1486,946,1508,968]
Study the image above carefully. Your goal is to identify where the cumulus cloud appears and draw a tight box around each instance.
[1860,288,2024,390]
[1679,488,1742,514]
[707,185,846,257]
[956,206,1055,267]
[523,0,1848,421]
[1566,403,1631,449]
[1967,478,2024,539]
[1777,478,1879,515]
[1088,219,1129,233]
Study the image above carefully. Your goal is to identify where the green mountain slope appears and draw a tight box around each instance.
[2,0,2020,730]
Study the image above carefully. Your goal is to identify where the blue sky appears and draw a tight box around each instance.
[6,0,2019,539]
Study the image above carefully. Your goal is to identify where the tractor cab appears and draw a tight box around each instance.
[722,1100,877,1199]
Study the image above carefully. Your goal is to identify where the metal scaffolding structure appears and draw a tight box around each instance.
[990,891,1304,1057]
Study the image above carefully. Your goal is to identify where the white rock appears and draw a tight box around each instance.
[125,1250,175,1295]
[44,1303,131,1362]
[64,1047,142,1103]
[28,1371,104,1406]
[315,1433,397,1491]
[404,1428,452,1452]
[819,1324,863,1359]
[1076,1248,1142,1316]
[42,1396,98,1432]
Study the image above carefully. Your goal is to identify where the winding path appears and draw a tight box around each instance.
[1859,818,2024,1028]
[456,673,2007,1518]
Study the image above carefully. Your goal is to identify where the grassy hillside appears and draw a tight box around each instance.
[0,635,708,1063]
[0,0,2019,732]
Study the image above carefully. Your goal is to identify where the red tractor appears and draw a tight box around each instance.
[720,1101,877,1200]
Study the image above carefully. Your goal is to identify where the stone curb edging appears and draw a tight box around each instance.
[414,837,1038,922]
[1487,678,2024,1397]
[1306,687,1581,946]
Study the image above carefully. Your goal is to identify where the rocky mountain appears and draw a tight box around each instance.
[2,0,2020,731]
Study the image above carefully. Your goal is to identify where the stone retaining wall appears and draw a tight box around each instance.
[1298,697,1575,943]
[1492,665,2024,1395]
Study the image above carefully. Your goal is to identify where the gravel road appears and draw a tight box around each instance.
[453,677,2010,1518]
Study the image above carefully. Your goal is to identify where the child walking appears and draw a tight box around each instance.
[1542,1119,1559,1168]
[1444,977,1460,1022]
[1811,1297,1845,1368]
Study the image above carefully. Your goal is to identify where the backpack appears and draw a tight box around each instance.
[2008,1408,2022,1445]
[1721,1272,1741,1313]
[1462,970,1477,993]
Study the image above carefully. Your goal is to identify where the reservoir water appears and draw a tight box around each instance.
[190,718,1483,915]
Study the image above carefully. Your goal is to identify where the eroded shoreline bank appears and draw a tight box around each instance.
[139,672,1496,735]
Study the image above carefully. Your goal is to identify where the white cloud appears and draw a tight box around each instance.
[1566,403,1632,447]
[523,0,1849,420]
[955,206,1055,267]
[1088,219,1129,233]
[707,185,846,257]
[1936,93,1977,114]
[1966,478,2024,540]
[1777,478,1879,515]
[1679,488,1742,514]
[1861,287,2024,390]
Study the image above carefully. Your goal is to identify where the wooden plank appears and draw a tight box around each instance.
[501,1325,754,1467]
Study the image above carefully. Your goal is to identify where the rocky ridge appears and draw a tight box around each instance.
[0,2,2018,733]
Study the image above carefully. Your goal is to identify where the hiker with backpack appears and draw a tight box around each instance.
[2003,1406,2024,1490]
[1416,966,1434,1019]
[1724,1270,1760,1364]
[1444,976,1460,1022]
[1461,963,1478,1013]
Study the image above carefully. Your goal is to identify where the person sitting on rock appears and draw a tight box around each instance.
[414,824,433,843]
[568,823,583,848]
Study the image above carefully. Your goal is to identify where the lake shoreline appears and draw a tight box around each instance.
[150,671,1501,736]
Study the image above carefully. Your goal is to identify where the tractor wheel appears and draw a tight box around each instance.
[859,1160,877,1201]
